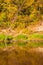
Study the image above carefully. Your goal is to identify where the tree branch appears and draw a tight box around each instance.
[11,0,26,23]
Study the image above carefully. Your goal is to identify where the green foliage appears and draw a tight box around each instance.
[0,33,13,41]
[0,34,13,47]
[6,35,13,40]
[0,33,43,47]
[0,34,5,40]
[30,33,43,39]
[28,33,43,40]
[14,34,28,40]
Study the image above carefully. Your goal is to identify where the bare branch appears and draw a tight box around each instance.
[11,0,26,23]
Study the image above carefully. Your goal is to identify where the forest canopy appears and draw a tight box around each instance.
[0,0,43,28]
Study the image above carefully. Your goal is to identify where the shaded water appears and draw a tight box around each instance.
[0,46,43,65]
[0,40,43,65]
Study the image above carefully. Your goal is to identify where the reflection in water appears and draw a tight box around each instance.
[0,40,43,48]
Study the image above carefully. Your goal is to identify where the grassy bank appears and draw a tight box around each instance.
[0,33,43,48]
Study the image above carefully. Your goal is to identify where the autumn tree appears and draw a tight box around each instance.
[0,0,43,28]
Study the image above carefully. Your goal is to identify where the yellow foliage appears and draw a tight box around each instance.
[8,13,13,20]
[4,0,11,3]
[29,8,37,21]
[24,0,34,8]
[0,12,6,21]
[7,5,17,13]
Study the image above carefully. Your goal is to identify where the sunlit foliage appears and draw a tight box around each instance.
[0,0,43,28]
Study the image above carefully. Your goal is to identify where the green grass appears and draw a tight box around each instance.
[14,34,28,40]
[0,34,13,48]
[0,33,43,48]
[0,34,13,41]
[28,33,43,40]
[0,34,5,40]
